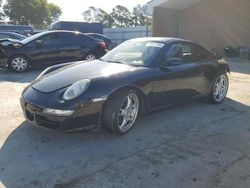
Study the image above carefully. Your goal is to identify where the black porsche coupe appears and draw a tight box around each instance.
[20,38,230,135]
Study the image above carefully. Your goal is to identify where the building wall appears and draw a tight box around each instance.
[152,7,180,38]
[180,0,250,49]
[153,0,250,49]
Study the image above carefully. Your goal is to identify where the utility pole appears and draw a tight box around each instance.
[146,16,149,37]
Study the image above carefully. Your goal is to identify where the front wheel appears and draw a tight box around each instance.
[102,90,140,135]
[8,56,30,72]
[209,73,229,104]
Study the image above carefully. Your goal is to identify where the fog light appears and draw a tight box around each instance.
[43,108,74,116]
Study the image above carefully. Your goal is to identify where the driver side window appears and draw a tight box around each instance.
[166,43,194,63]
[39,33,61,46]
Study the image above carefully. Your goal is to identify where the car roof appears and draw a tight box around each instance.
[85,33,111,39]
[129,37,192,44]
[85,33,106,36]
[43,30,86,35]
[0,31,17,35]
[85,33,102,35]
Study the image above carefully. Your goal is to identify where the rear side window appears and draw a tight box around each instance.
[194,45,215,61]
[63,33,80,46]
[79,34,95,43]
[166,42,194,63]
[88,34,107,41]
[63,33,94,46]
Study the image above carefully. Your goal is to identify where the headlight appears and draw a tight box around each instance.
[63,79,90,101]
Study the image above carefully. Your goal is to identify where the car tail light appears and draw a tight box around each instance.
[99,42,106,49]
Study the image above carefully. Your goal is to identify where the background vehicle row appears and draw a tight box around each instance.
[0,30,107,72]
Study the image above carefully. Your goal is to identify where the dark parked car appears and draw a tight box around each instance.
[0,32,27,41]
[0,30,106,72]
[20,38,230,135]
[49,21,103,34]
[85,33,113,49]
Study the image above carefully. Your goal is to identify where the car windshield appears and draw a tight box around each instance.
[101,40,165,66]
[13,33,26,40]
[21,32,47,44]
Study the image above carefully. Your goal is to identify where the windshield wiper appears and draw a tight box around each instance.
[99,59,123,64]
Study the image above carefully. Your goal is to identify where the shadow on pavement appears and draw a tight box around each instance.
[0,98,249,187]
[0,68,43,84]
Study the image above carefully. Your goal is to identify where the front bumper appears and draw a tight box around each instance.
[0,58,8,68]
[20,95,106,132]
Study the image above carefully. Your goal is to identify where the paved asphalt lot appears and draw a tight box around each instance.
[0,59,250,188]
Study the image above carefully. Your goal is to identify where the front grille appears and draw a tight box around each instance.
[35,114,60,129]
[22,100,62,130]
[26,110,34,121]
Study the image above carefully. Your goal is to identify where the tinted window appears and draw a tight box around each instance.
[195,45,215,61]
[88,34,100,38]
[12,33,26,40]
[40,33,61,46]
[166,42,194,63]
[79,34,94,43]
[63,33,94,46]
[88,34,107,41]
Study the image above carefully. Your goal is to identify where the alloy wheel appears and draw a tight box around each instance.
[118,93,139,133]
[86,54,96,61]
[11,57,28,72]
[213,75,228,102]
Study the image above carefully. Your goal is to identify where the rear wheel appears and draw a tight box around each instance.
[85,54,97,61]
[102,90,140,135]
[8,55,30,72]
[209,73,229,103]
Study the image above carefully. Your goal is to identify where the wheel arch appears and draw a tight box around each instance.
[83,51,98,59]
[8,54,31,65]
[7,54,31,72]
[209,70,229,96]
[99,85,148,127]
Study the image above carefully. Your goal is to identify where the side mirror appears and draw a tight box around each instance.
[35,40,43,47]
[161,58,183,67]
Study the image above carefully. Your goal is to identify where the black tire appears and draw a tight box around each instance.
[209,73,229,104]
[102,89,140,135]
[8,55,30,72]
[85,53,97,61]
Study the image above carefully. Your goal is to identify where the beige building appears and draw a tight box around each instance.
[144,0,250,50]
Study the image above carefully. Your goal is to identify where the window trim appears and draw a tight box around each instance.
[193,44,216,62]
[38,33,62,46]
[165,41,195,63]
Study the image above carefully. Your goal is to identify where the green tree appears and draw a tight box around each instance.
[0,0,5,21]
[82,6,113,28]
[131,5,145,26]
[4,0,62,29]
[82,5,151,28]
[47,3,62,24]
[110,5,132,27]
[102,14,114,28]
[82,6,96,22]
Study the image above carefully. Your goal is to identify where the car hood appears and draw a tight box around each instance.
[0,39,22,48]
[32,60,138,93]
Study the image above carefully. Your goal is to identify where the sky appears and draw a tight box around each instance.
[48,0,149,21]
